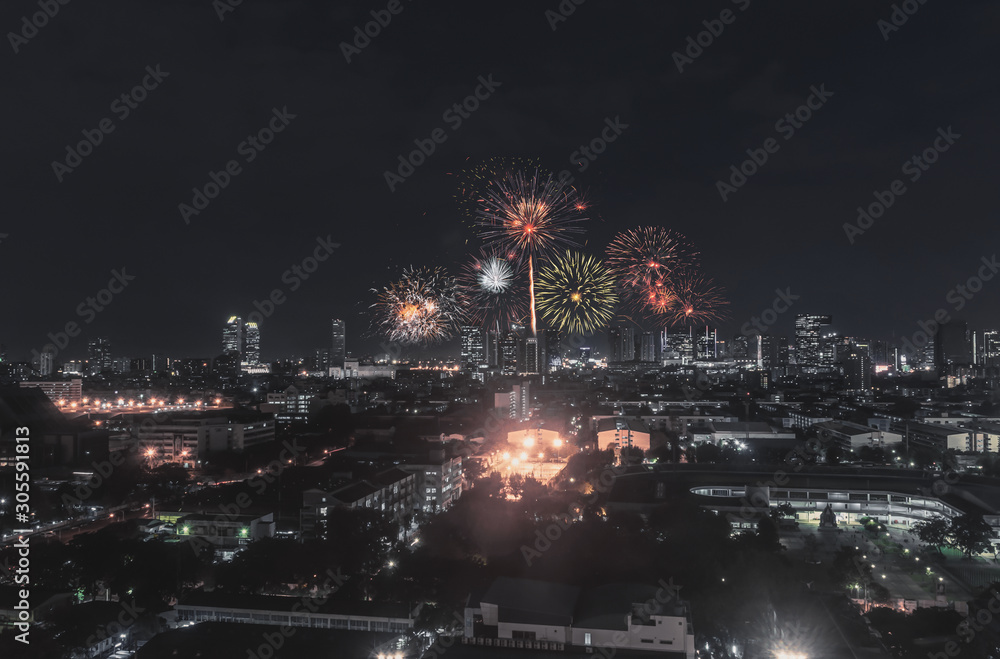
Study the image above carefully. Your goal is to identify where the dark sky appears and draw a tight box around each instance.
[1,0,998,362]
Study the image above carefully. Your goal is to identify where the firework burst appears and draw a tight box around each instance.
[663,274,728,326]
[460,248,527,329]
[607,227,699,318]
[372,267,468,344]
[451,156,543,226]
[476,169,588,334]
[535,251,617,334]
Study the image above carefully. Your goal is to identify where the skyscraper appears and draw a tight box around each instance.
[697,327,717,360]
[484,330,500,367]
[223,316,243,356]
[983,330,999,366]
[88,337,112,374]
[935,321,972,374]
[844,345,872,394]
[543,329,562,372]
[243,321,261,365]
[500,328,520,374]
[794,314,832,366]
[460,326,485,370]
[520,336,540,375]
[331,319,346,365]
[609,326,635,363]
[640,332,657,362]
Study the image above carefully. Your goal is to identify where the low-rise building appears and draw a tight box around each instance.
[596,418,651,452]
[813,420,903,451]
[464,577,695,658]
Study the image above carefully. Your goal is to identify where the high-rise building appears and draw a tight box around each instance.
[500,329,520,374]
[39,346,57,377]
[223,316,243,356]
[640,332,657,362]
[983,330,999,366]
[761,334,789,369]
[314,348,332,372]
[662,329,694,362]
[697,327,717,360]
[543,329,562,372]
[844,345,872,394]
[935,321,972,374]
[460,326,485,370]
[243,321,261,366]
[794,314,832,366]
[331,319,346,365]
[520,336,540,375]
[88,338,112,374]
[609,326,635,363]
[484,330,500,368]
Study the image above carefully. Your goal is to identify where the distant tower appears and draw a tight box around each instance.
[460,326,485,370]
[39,346,57,377]
[87,338,112,374]
[331,319,346,365]
[640,332,657,362]
[243,321,261,365]
[794,314,832,366]
[845,345,872,394]
[223,316,243,356]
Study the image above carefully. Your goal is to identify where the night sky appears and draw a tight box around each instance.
[1,0,998,361]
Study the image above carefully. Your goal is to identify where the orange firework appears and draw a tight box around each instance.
[476,169,588,335]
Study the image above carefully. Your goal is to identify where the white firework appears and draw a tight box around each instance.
[478,257,514,294]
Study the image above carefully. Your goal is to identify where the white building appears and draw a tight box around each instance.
[465,577,695,658]
[136,414,275,466]
[20,379,83,404]
[813,420,903,451]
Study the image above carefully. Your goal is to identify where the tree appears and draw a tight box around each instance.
[949,513,992,559]
[912,518,950,556]
[826,445,842,465]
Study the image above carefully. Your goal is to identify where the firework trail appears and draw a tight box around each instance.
[372,267,468,344]
[475,169,588,335]
[535,250,617,334]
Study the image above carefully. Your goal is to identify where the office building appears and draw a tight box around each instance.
[662,329,693,362]
[460,326,485,370]
[484,330,500,367]
[38,346,57,377]
[222,316,243,356]
[935,321,972,374]
[984,330,1000,366]
[844,345,871,395]
[520,336,540,374]
[609,325,635,363]
[640,332,657,362]
[794,314,832,366]
[243,321,261,366]
[500,329,520,374]
[88,337,112,374]
[331,319,346,365]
